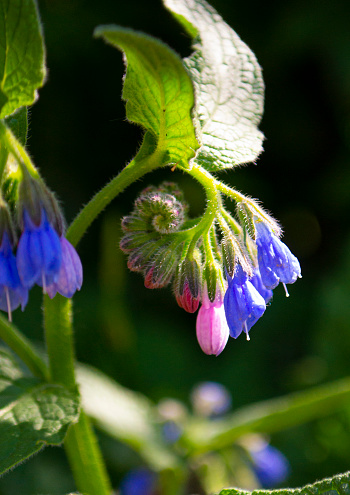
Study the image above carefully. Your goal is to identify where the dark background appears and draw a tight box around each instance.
[2,0,350,492]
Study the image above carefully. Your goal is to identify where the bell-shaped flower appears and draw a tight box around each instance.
[46,237,83,299]
[250,267,273,304]
[196,295,229,356]
[255,221,301,290]
[224,264,266,339]
[0,232,28,320]
[16,209,62,290]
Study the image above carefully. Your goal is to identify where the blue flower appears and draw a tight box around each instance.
[120,468,156,495]
[46,237,83,299]
[250,267,273,304]
[224,264,266,339]
[0,232,28,319]
[16,209,62,290]
[255,221,301,290]
[250,443,290,488]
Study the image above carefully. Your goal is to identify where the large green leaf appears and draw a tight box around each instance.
[164,0,265,171]
[0,0,46,118]
[184,377,350,454]
[4,106,28,144]
[218,471,350,495]
[94,26,199,169]
[77,363,181,471]
[0,348,80,475]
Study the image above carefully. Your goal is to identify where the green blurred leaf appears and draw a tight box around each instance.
[4,106,28,144]
[0,348,80,475]
[185,377,350,454]
[0,0,46,118]
[217,471,350,495]
[94,26,199,169]
[77,363,181,471]
[164,0,265,171]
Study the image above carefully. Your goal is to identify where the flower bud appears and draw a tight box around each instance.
[119,232,158,253]
[196,297,230,356]
[126,240,161,273]
[174,256,201,313]
[221,233,252,278]
[144,243,182,289]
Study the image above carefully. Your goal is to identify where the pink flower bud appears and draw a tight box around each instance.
[196,298,230,356]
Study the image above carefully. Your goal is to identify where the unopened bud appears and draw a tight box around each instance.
[144,243,182,289]
[174,256,201,313]
[196,297,230,356]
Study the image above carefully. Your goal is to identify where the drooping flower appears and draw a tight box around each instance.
[46,237,83,299]
[0,231,28,320]
[196,295,230,355]
[224,264,266,340]
[255,221,301,291]
[250,267,273,304]
[16,208,62,290]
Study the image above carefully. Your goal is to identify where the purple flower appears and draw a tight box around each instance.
[196,296,229,355]
[224,264,266,339]
[46,237,83,299]
[0,232,28,320]
[16,209,62,290]
[250,443,290,487]
[120,468,156,495]
[250,267,273,304]
[255,221,301,290]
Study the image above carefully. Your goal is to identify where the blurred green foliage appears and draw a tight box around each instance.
[1,0,350,493]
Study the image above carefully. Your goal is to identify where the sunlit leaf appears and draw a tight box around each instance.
[0,0,46,118]
[164,0,264,171]
[94,26,199,169]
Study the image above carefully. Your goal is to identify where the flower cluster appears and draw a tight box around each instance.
[121,182,301,355]
[0,170,82,320]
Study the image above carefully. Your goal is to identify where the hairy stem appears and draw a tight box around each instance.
[43,295,112,495]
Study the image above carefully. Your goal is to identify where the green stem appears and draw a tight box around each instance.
[64,410,112,495]
[0,120,40,178]
[0,314,48,380]
[67,152,163,247]
[43,295,112,495]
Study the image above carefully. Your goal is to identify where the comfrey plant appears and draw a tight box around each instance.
[0,1,349,495]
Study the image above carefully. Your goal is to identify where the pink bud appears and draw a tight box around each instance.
[196,299,230,356]
[176,281,200,313]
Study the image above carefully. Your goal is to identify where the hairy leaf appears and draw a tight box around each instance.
[4,106,28,144]
[77,363,180,471]
[218,471,350,495]
[164,0,265,171]
[94,26,199,169]
[0,0,46,118]
[0,348,80,475]
[184,376,350,454]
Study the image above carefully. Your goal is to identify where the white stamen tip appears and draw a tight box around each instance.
[5,287,12,323]
[283,283,290,297]
[244,321,250,341]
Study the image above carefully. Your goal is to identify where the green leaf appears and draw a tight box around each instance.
[184,376,350,454]
[217,471,350,495]
[0,0,46,118]
[4,106,28,144]
[94,26,199,169]
[164,0,265,171]
[0,348,80,475]
[77,363,181,471]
